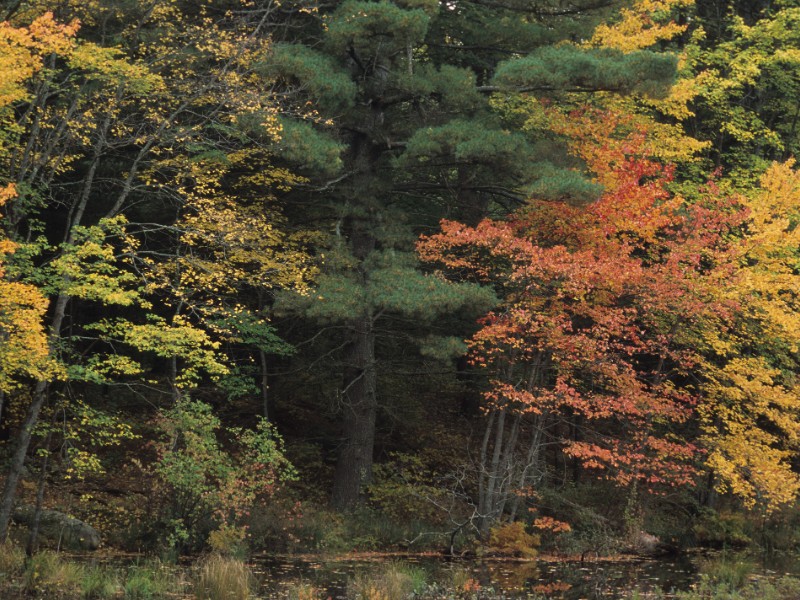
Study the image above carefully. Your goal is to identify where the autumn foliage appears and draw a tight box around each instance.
[420,108,753,493]
[0,184,59,392]
[3,0,800,560]
[417,101,800,516]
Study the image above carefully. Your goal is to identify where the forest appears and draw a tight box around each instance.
[1,0,800,598]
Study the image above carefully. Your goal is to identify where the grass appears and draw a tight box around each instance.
[21,551,119,598]
[23,549,86,596]
[81,565,119,599]
[347,562,429,600]
[284,580,322,600]
[0,542,25,581]
[4,540,800,600]
[0,543,194,599]
[672,575,800,599]
[443,566,483,596]
[194,554,253,600]
[124,559,184,599]
[697,554,758,591]
[621,555,800,600]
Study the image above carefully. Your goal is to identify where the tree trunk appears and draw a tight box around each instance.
[0,292,69,541]
[495,413,521,518]
[0,0,24,21]
[477,409,496,527]
[331,312,377,510]
[479,408,506,534]
[259,349,270,421]
[0,115,108,541]
[457,166,488,227]
[510,413,545,521]
[0,381,47,542]
[329,154,379,510]
[26,432,52,555]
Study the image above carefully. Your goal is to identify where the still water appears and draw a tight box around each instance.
[249,552,798,599]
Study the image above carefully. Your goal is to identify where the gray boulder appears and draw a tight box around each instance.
[13,506,101,551]
[628,530,678,556]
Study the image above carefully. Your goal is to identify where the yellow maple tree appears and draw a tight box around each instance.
[583,0,709,160]
[0,12,78,107]
[697,161,800,514]
[589,0,693,53]
[0,184,60,392]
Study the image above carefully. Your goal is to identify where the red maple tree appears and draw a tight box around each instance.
[418,109,746,489]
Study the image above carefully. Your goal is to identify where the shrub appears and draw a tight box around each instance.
[446,566,481,595]
[369,453,455,525]
[154,399,295,554]
[484,522,539,558]
[246,498,347,553]
[208,524,248,559]
[537,484,622,556]
[248,500,442,553]
[693,510,752,549]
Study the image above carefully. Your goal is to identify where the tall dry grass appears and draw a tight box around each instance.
[194,554,254,600]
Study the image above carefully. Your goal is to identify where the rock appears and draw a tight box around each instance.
[12,506,101,551]
[629,530,678,556]
[633,531,661,554]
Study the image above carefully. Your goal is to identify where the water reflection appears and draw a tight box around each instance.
[254,551,800,599]
[52,548,800,599]
[253,554,702,599]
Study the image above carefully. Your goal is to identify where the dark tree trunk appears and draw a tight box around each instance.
[457,166,489,227]
[478,408,507,534]
[0,380,47,542]
[260,349,270,421]
[0,292,69,542]
[331,312,377,510]
[26,433,52,555]
[0,116,108,541]
[329,127,380,510]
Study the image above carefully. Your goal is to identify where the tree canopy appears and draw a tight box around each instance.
[1,0,800,559]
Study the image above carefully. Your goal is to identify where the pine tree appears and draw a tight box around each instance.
[267,0,680,509]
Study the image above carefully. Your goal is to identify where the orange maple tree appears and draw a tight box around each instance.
[419,108,745,490]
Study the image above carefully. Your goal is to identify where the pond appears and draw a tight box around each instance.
[249,551,800,599]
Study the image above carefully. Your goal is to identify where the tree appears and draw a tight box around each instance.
[682,1,800,185]
[0,1,312,540]
[267,0,682,510]
[582,0,800,515]
[418,108,743,530]
[0,184,59,406]
[695,160,800,514]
